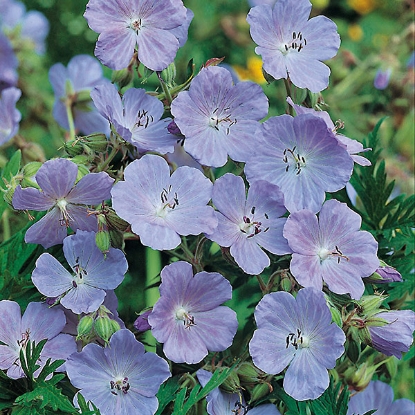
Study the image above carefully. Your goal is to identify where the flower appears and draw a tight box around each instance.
[49,55,111,135]
[133,309,152,333]
[196,369,281,415]
[247,0,340,92]
[66,329,170,415]
[286,97,371,166]
[111,154,217,250]
[347,380,415,415]
[171,66,269,167]
[148,261,238,364]
[283,199,379,299]
[368,310,415,358]
[244,114,354,214]
[365,261,403,284]
[91,83,175,154]
[374,68,392,90]
[206,173,291,275]
[31,231,128,314]
[0,0,49,54]
[249,288,345,401]
[84,0,191,71]
[0,32,18,91]
[12,158,114,248]
[0,86,21,146]
[0,300,77,379]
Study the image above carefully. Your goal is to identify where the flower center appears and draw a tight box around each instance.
[318,245,350,264]
[282,146,306,175]
[208,107,237,135]
[239,206,269,238]
[285,329,309,350]
[130,18,141,33]
[110,377,130,396]
[175,307,196,329]
[72,256,87,288]
[156,185,179,218]
[280,31,307,55]
[133,109,154,130]
[56,198,72,227]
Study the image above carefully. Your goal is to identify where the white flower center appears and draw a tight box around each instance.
[110,376,130,396]
[208,107,237,135]
[282,146,306,175]
[285,329,309,350]
[238,206,270,238]
[156,185,179,218]
[175,307,196,329]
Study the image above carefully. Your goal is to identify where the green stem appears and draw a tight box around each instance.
[64,99,76,141]
[157,71,173,106]
[97,146,120,172]
[1,208,10,241]
[283,78,294,115]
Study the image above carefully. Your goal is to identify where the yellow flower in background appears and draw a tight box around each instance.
[233,56,266,83]
[347,0,377,14]
[348,24,363,41]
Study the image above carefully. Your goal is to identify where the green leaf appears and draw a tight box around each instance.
[155,376,181,415]
[14,383,77,413]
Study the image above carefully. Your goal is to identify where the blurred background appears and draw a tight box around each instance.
[2,0,414,401]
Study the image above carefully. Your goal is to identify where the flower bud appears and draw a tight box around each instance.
[366,261,403,284]
[111,67,134,89]
[236,362,261,386]
[94,316,117,343]
[83,133,108,152]
[218,369,240,394]
[96,229,111,254]
[105,209,129,232]
[109,229,125,250]
[249,381,272,403]
[261,68,276,84]
[161,62,177,88]
[344,361,377,391]
[64,138,85,157]
[77,315,94,338]
[356,294,387,317]
[280,276,292,292]
[133,309,152,333]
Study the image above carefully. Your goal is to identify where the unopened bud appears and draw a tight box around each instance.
[106,209,129,232]
[109,229,125,250]
[112,68,134,89]
[96,230,111,254]
[84,133,108,152]
[344,361,377,391]
[161,62,177,88]
[262,68,275,85]
[356,294,387,317]
[64,138,85,157]
[366,261,403,284]
[219,369,240,394]
[77,315,94,338]
[94,316,117,342]
[236,362,260,385]
[133,309,152,333]
[280,277,292,292]
[250,382,272,403]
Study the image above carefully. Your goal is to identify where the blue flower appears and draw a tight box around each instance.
[249,288,345,401]
[247,0,340,92]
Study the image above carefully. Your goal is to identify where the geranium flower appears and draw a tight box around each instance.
[148,261,238,364]
[206,173,291,275]
[283,199,379,299]
[111,154,217,251]
[244,114,354,214]
[249,288,345,401]
[49,55,111,135]
[171,65,269,167]
[0,300,77,379]
[247,0,340,92]
[196,369,281,415]
[91,83,175,154]
[84,0,191,71]
[286,97,371,166]
[368,310,415,358]
[0,86,21,146]
[66,329,170,415]
[347,380,415,415]
[12,158,114,248]
[32,231,128,314]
